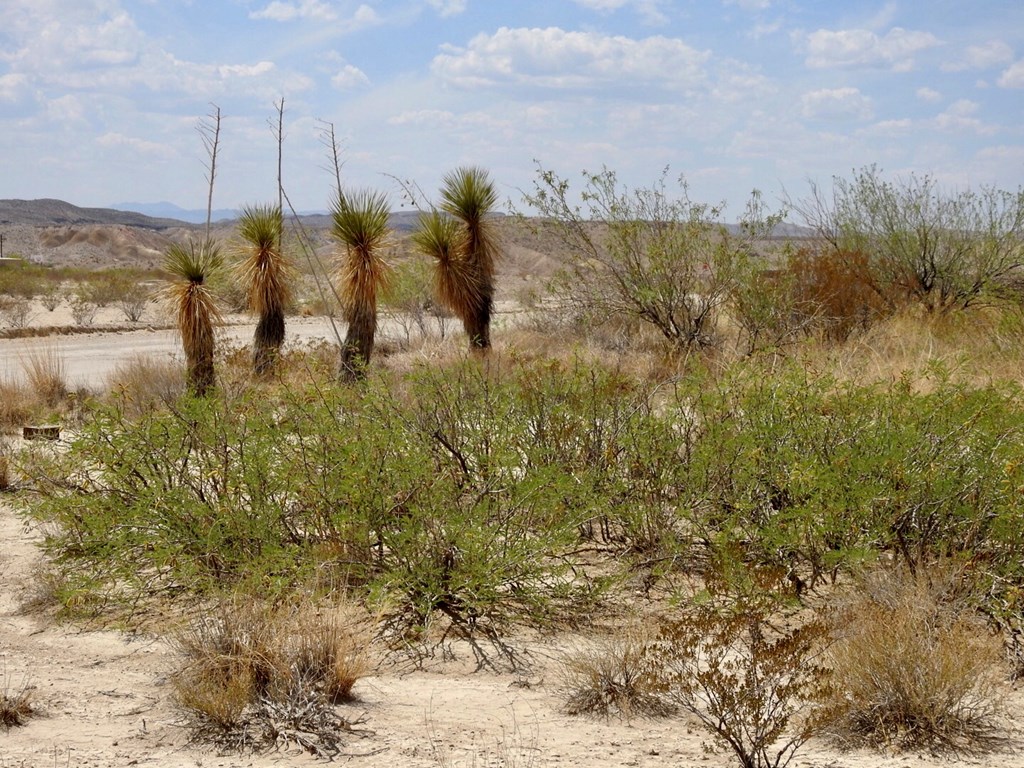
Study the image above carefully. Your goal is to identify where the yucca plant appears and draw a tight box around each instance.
[331,189,391,380]
[438,166,499,349]
[235,204,292,375]
[164,239,223,396]
[410,211,480,326]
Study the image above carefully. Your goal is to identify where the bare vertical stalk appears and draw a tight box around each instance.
[197,104,222,239]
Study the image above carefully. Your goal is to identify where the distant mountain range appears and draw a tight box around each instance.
[110,201,241,224]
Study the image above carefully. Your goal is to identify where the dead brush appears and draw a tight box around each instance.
[171,596,372,756]
[1,666,35,731]
[559,626,675,719]
[818,564,1007,755]
[107,353,185,415]
[20,344,68,409]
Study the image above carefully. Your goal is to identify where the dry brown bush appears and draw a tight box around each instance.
[20,344,67,408]
[559,627,675,719]
[171,596,371,756]
[819,565,1007,755]
[787,247,894,342]
[107,354,185,415]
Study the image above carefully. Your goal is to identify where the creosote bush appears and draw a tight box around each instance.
[642,567,831,768]
[818,565,1007,754]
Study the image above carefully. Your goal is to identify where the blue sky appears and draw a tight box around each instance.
[1,0,1022,218]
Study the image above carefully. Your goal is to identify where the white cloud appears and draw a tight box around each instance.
[916,86,942,102]
[941,40,1014,72]
[723,0,771,10]
[427,0,467,16]
[998,60,1024,88]
[932,99,997,134]
[571,0,668,25]
[97,131,175,158]
[800,87,873,121]
[250,1,337,22]
[218,62,276,78]
[332,64,370,89]
[0,73,29,102]
[432,27,709,93]
[803,27,941,71]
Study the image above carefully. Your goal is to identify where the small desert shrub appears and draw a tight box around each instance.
[0,297,33,329]
[0,674,35,730]
[69,298,98,327]
[117,283,151,322]
[559,627,674,719]
[787,247,893,341]
[107,354,185,415]
[39,283,63,312]
[818,565,1007,754]
[645,569,831,768]
[21,345,67,408]
[172,597,370,755]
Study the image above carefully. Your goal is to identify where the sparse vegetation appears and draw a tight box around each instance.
[818,565,1007,754]
[171,596,370,755]
[9,158,1024,765]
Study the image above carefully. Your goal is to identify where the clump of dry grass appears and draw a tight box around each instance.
[0,377,35,432]
[819,565,1007,755]
[171,596,371,756]
[559,627,674,719]
[1,669,35,731]
[107,354,185,415]
[20,344,67,408]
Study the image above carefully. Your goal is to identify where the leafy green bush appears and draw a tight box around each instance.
[676,363,1024,593]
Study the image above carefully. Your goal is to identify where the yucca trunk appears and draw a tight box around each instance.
[340,292,377,379]
[253,309,285,374]
[331,189,391,381]
[236,204,291,376]
[439,166,499,351]
[183,281,217,395]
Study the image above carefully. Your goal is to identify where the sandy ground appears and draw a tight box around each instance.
[0,300,526,391]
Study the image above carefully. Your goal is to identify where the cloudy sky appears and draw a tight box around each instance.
[1,0,1022,218]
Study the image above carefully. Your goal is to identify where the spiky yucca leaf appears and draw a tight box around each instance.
[164,239,223,395]
[234,204,293,374]
[235,204,291,316]
[331,189,392,379]
[438,166,499,348]
[440,165,499,285]
[411,211,481,325]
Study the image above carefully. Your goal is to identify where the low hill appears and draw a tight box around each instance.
[0,198,187,229]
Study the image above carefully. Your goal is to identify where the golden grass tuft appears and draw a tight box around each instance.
[171,595,371,753]
[20,343,68,408]
[559,627,674,719]
[819,565,1007,754]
